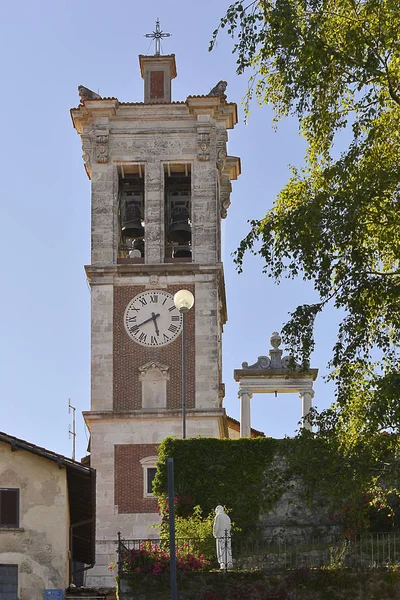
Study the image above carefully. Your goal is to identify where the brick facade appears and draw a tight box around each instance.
[113,284,195,412]
[114,444,158,514]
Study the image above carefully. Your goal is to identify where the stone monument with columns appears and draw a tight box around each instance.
[234,332,318,437]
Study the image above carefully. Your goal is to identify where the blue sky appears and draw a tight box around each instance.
[0,0,340,460]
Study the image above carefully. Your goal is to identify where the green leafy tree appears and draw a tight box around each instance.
[211,0,400,437]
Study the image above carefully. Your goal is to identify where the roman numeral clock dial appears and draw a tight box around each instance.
[124,290,183,347]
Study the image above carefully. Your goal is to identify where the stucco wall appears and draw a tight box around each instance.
[0,442,70,599]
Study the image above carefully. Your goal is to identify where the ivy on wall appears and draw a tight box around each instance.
[153,437,282,529]
[153,433,400,533]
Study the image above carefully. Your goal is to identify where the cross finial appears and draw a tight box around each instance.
[144,18,171,56]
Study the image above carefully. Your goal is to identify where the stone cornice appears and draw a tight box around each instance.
[138,54,177,79]
[71,100,118,134]
[85,262,225,280]
[83,407,225,422]
[71,99,238,134]
[186,97,237,129]
[234,368,319,382]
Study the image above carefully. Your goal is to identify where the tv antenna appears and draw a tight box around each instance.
[68,399,76,461]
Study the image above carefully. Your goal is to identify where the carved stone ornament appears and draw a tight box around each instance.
[299,389,315,399]
[207,80,228,101]
[197,130,210,161]
[80,134,92,177]
[78,85,102,102]
[241,331,301,371]
[220,190,231,219]
[242,356,271,370]
[216,148,227,171]
[270,332,281,348]
[238,387,253,399]
[139,361,170,378]
[149,275,159,286]
[95,131,109,163]
[139,361,170,410]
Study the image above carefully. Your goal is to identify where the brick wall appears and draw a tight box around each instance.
[113,284,195,412]
[114,444,158,513]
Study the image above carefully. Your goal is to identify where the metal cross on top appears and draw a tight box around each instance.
[144,18,171,56]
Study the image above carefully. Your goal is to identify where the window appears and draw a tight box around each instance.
[0,565,18,600]
[0,489,19,528]
[147,468,157,496]
[140,456,158,498]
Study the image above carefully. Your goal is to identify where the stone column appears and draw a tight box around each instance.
[145,160,163,264]
[299,389,315,430]
[238,388,253,438]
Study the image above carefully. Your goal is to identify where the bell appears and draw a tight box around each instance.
[173,245,191,258]
[121,203,144,239]
[168,206,191,243]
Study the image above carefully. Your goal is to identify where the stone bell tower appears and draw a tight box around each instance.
[71,32,240,584]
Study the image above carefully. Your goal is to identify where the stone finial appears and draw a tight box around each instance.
[270,332,281,348]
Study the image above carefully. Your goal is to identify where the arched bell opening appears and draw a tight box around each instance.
[164,163,192,261]
[118,165,145,259]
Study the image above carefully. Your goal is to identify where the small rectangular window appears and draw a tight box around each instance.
[0,564,18,600]
[147,468,157,496]
[0,490,19,528]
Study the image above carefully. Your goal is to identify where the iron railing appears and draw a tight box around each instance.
[117,531,400,577]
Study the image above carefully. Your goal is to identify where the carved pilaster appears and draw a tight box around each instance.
[95,130,109,163]
[197,126,211,161]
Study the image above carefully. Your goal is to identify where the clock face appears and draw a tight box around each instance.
[124,290,183,347]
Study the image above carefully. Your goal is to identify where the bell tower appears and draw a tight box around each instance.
[71,32,240,585]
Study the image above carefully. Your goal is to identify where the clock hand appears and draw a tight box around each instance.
[151,312,160,336]
[135,313,160,328]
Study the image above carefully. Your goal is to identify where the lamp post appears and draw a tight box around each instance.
[173,289,195,439]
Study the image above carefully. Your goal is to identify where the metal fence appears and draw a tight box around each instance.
[117,531,400,577]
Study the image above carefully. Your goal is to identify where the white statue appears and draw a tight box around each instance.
[213,505,233,569]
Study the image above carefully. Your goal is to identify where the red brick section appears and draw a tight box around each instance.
[150,71,164,99]
[113,284,195,412]
[115,444,158,513]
